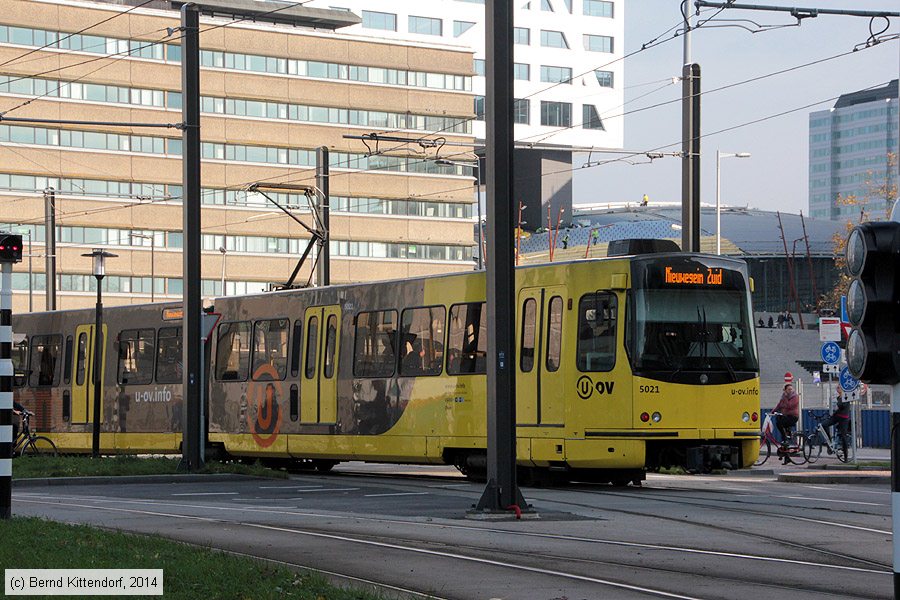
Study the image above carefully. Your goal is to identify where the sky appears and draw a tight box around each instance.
[572,0,899,216]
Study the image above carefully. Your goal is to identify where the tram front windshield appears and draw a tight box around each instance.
[629,257,758,376]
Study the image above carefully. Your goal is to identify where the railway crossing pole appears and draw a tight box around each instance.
[0,232,23,519]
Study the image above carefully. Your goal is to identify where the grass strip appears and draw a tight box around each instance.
[0,517,391,599]
[12,455,289,480]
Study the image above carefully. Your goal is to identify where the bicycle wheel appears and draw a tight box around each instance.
[753,438,771,466]
[19,436,58,457]
[835,436,850,463]
[804,433,822,464]
[786,434,807,465]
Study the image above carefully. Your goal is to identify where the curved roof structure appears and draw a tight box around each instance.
[519,203,844,257]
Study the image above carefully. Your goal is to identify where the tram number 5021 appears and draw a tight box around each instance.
[639,385,660,394]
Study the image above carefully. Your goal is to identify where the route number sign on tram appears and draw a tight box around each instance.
[821,341,841,365]
[839,366,860,393]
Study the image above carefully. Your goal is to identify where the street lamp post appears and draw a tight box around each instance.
[130,233,155,302]
[435,158,482,269]
[17,228,31,312]
[715,151,751,255]
[219,246,227,295]
[82,248,117,459]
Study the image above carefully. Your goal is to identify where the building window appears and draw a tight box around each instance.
[514,99,530,125]
[540,30,569,48]
[474,95,485,121]
[594,70,614,87]
[583,0,614,17]
[454,20,475,37]
[409,15,443,36]
[361,10,396,31]
[474,59,485,77]
[541,101,571,127]
[563,0,573,12]
[582,104,605,130]
[514,27,530,45]
[584,34,614,52]
[540,65,572,84]
[514,63,530,81]
[541,0,554,11]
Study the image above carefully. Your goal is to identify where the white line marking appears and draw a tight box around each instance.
[364,492,429,498]
[258,485,331,490]
[287,488,359,493]
[171,492,239,496]
[786,496,885,507]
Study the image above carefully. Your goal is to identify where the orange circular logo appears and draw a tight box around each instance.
[247,364,283,448]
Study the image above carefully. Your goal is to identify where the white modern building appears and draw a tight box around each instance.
[309,0,624,148]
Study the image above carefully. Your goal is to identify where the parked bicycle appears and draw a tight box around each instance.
[804,414,851,464]
[12,410,58,457]
[754,411,807,466]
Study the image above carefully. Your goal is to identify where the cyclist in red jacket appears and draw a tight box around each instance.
[773,383,800,444]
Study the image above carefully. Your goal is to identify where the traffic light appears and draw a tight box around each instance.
[845,221,900,383]
[0,233,22,263]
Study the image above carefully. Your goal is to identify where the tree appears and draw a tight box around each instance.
[820,152,897,311]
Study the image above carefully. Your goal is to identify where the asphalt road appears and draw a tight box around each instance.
[11,465,892,600]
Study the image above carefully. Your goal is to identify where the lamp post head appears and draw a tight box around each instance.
[81,248,117,278]
[735,152,751,158]
[218,246,227,255]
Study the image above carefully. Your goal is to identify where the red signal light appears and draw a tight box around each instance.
[751,412,758,422]
[640,412,650,422]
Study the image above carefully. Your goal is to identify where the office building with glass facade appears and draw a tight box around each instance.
[0,0,477,312]
[808,80,898,221]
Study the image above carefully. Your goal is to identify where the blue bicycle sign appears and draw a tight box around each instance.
[820,341,841,365]
[839,366,859,392]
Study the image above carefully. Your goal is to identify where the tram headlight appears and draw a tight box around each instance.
[640,412,650,423]
[651,412,662,423]
[742,412,750,423]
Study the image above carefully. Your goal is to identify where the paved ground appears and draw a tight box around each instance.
[10,456,893,600]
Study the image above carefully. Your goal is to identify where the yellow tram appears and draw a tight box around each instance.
[12,247,760,483]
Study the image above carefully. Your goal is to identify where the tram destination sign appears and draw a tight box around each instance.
[663,266,724,286]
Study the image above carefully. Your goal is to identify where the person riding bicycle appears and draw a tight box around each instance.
[12,400,24,443]
[773,383,800,447]
[820,392,851,456]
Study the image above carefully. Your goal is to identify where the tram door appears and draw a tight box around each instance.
[71,323,107,425]
[300,305,341,424]
[516,287,566,426]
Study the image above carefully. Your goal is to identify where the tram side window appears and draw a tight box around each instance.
[577,293,617,372]
[63,335,73,384]
[399,306,445,377]
[519,298,536,373]
[156,327,182,384]
[447,303,487,375]
[305,316,318,379]
[12,336,28,387]
[29,334,62,387]
[252,318,289,381]
[75,332,87,385]
[117,329,155,385]
[546,296,563,372]
[323,314,337,379]
[290,320,302,377]
[353,310,397,377]
[215,321,250,381]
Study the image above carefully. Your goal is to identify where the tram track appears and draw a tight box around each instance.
[525,489,890,571]
[16,496,715,600]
